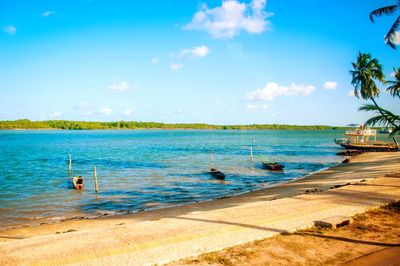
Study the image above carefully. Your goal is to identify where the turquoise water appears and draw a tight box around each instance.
[0,130,344,229]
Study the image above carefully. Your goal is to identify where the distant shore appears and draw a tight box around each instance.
[1,152,399,265]
[0,119,345,130]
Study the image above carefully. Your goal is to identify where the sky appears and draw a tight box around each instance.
[0,0,399,126]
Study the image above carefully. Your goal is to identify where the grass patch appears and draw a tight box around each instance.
[355,225,369,231]
[383,201,400,212]
[230,248,256,258]
[200,252,233,266]
[300,225,328,234]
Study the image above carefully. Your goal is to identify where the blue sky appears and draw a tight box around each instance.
[0,0,399,126]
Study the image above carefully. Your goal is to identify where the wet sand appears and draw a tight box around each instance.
[0,152,399,265]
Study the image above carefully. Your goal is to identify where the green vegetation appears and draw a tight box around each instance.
[369,1,400,49]
[349,5,400,136]
[350,54,400,135]
[0,119,345,131]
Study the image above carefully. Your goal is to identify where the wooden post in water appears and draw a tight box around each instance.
[68,154,72,176]
[250,138,255,166]
[93,165,99,193]
[209,145,213,171]
[250,146,254,164]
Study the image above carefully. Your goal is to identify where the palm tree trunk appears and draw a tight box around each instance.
[370,97,400,131]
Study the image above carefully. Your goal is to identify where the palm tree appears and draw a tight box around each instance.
[369,1,400,49]
[387,67,400,98]
[350,52,400,132]
[350,52,385,103]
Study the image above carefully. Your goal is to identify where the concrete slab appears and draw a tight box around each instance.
[314,215,352,229]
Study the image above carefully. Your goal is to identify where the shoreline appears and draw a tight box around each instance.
[0,128,344,131]
[1,151,399,265]
[0,151,387,233]
[0,155,343,232]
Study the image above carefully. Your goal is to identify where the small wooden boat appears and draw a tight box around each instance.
[210,168,225,180]
[73,176,84,189]
[378,128,393,134]
[262,162,284,171]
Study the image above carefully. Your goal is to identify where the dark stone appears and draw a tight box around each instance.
[336,150,365,156]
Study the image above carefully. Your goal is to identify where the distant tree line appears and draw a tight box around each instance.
[0,119,345,131]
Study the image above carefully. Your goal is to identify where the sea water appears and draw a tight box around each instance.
[0,130,345,229]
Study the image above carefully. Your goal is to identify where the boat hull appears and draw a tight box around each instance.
[73,176,84,189]
[210,169,225,180]
[339,143,398,151]
[262,162,284,171]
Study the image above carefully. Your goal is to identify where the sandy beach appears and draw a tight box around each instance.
[1,151,399,265]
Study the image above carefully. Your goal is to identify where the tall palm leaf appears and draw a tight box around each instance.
[387,67,400,98]
[370,1,400,49]
[359,104,400,135]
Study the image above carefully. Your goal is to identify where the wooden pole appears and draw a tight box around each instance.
[250,138,255,165]
[94,165,99,193]
[68,154,72,176]
[250,146,254,164]
[209,145,213,170]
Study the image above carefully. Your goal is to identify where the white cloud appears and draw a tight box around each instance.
[178,45,210,59]
[108,81,135,92]
[100,108,112,115]
[184,0,272,39]
[246,82,316,101]
[323,81,337,90]
[84,110,94,116]
[347,89,355,97]
[170,63,183,71]
[78,101,90,110]
[192,45,209,57]
[168,46,209,71]
[49,111,62,118]
[42,10,55,17]
[124,108,132,115]
[151,57,160,64]
[2,25,16,35]
[247,104,268,109]
[247,104,257,109]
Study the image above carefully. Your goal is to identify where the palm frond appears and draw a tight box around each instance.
[386,67,400,98]
[385,15,400,49]
[359,104,400,135]
[365,114,391,127]
[364,115,400,136]
[359,103,398,117]
[370,5,399,22]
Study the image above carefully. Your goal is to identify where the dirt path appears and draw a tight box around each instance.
[170,201,400,265]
